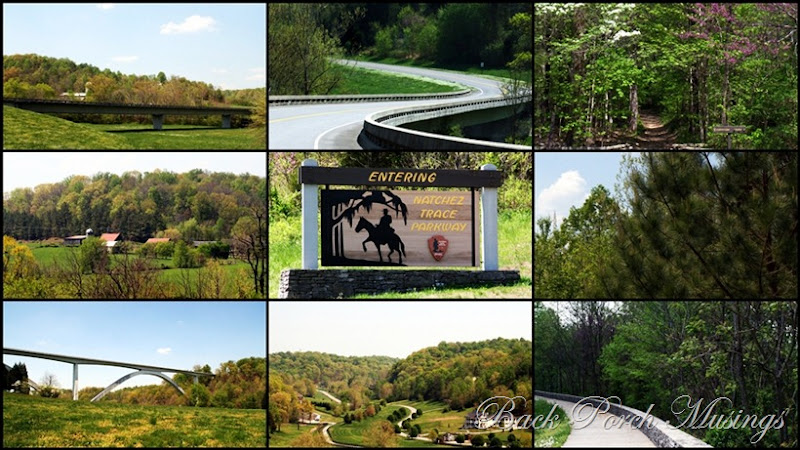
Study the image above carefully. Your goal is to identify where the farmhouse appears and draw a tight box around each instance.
[463,411,517,430]
[99,232,122,253]
[145,237,170,244]
[298,411,321,424]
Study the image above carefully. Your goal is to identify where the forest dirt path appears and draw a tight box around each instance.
[636,111,677,148]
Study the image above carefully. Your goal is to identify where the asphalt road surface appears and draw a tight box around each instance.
[535,396,656,448]
[268,60,507,149]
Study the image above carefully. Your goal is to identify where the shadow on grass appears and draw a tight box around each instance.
[105,127,233,133]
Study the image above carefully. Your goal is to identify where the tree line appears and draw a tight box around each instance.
[3,53,266,126]
[535,3,798,149]
[535,152,797,298]
[535,301,798,447]
[3,169,266,243]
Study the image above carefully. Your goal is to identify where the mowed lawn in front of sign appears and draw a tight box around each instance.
[268,209,532,298]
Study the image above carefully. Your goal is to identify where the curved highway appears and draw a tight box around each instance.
[268,60,507,149]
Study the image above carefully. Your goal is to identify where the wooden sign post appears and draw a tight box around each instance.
[712,125,746,149]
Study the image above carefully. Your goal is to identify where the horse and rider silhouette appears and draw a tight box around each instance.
[355,209,406,264]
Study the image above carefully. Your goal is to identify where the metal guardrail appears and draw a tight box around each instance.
[361,94,532,150]
[268,89,471,106]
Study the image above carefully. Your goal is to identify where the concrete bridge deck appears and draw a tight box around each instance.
[3,97,252,129]
[535,395,656,448]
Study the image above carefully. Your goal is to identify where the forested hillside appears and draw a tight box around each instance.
[3,53,265,106]
[268,352,398,402]
[386,338,532,410]
[268,339,533,435]
[535,301,798,447]
[3,169,266,242]
[534,3,798,149]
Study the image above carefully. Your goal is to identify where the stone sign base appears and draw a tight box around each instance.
[278,269,521,299]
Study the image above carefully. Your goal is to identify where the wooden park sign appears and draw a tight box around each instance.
[299,162,504,270]
[321,189,478,266]
[713,126,747,133]
[712,125,747,149]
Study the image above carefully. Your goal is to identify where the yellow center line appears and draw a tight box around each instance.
[269,108,368,123]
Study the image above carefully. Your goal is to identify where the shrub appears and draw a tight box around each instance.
[456,434,466,444]
[471,435,485,447]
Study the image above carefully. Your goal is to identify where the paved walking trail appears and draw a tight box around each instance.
[535,396,655,448]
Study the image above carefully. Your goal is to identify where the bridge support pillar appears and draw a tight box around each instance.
[222,114,231,129]
[72,363,79,401]
[152,114,164,130]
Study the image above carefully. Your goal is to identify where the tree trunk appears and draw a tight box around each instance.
[629,83,639,133]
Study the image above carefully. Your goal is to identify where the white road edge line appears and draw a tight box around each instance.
[314,119,365,149]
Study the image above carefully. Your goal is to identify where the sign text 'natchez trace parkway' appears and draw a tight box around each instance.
[299,162,504,269]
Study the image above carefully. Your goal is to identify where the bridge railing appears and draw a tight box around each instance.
[268,90,471,106]
[534,390,713,448]
[360,94,532,150]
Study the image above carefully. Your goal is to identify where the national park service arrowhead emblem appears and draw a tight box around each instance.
[428,235,448,261]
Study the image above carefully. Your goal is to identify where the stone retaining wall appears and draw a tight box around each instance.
[278,269,520,299]
[534,390,713,448]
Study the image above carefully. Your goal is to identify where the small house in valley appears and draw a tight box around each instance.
[298,411,321,424]
[99,232,122,253]
[145,238,170,244]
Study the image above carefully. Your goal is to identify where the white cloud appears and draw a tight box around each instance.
[111,56,138,63]
[536,170,589,227]
[245,67,266,81]
[97,4,115,10]
[211,68,228,74]
[160,15,217,35]
[156,347,172,355]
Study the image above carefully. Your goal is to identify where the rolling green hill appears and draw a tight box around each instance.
[2,392,266,447]
[3,105,133,149]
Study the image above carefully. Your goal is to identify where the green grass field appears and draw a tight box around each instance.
[534,399,570,448]
[328,405,406,446]
[268,210,532,299]
[3,105,133,149]
[23,244,255,298]
[356,56,533,84]
[267,424,325,448]
[328,63,466,95]
[3,105,265,149]
[2,392,265,447]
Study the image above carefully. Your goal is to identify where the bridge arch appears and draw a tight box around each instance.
[91,370,186,402]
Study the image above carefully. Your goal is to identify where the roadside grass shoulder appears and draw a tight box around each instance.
[356,55,532,84]
[534,399,570,448]
[2,392,265,448]
[328,63,466,95]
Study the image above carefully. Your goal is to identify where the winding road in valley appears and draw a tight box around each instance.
[268,60,507,149]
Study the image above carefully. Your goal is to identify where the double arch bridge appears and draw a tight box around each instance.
[3,348,214,402]
[3,97,253,130]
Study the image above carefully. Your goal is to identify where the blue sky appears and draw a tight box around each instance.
[269,302,532,358]
[2,3,265,90]
[535,152,635,227]
[2,152,266,192]
[3,302,266,390]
